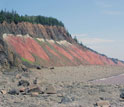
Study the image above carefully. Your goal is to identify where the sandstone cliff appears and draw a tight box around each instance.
[0,22,124,69]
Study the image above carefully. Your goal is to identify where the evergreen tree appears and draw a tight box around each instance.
[0,10,64,27]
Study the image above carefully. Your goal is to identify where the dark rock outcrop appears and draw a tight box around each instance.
[0,37,22,70]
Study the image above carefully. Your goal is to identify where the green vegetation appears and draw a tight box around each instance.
[73,36,78,43]
[21,57,32,63]
[0,10,64,27]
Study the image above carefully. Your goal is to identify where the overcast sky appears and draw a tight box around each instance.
[0,0,124,60]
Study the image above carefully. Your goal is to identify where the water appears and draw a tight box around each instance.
[92,74,124,85]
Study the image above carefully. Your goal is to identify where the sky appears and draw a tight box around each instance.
[0,0,124,60]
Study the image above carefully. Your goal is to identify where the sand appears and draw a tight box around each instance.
[30,65,124,83]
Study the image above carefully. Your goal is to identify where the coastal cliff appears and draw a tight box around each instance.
[0,18,123,69]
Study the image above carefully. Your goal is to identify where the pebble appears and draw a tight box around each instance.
[30,92,39,97]
[0,90,7,94]
[96,100,110,107]
[19,87,26,92]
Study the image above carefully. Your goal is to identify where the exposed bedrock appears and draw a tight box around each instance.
[0,22,73,42]
[0,22,123,69]
[3,34,124,67]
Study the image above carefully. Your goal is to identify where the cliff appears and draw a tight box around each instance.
[0,22,124,69]
[0,22,73,42]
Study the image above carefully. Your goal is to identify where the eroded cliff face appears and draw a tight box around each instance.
[0,22,124,68]
[0,22,73,42]
[3,34,124,67]
[0,37,21,70]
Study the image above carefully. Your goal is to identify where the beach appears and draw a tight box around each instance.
[0,65,124,107]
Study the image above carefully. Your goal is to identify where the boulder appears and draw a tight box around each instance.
[18,80,30,87]
[50,67,54,70]
[27,85,43,94]
[20,64,28,72]
[8,89,19,95]
[120,91,124,99]
[36,66,41,70]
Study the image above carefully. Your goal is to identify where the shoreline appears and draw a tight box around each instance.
[30,65,124,83]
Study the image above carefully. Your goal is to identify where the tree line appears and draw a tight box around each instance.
[0,10,64,27]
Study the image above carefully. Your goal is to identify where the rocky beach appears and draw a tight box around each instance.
[0,10,124,107]
[0,65,124,107]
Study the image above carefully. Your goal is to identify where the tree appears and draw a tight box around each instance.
[0,10,64,27]
[74,36,78,43]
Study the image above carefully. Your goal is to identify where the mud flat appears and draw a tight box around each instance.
[0,65,124,107]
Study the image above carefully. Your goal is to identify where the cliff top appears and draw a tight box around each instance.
[0,10,64,27]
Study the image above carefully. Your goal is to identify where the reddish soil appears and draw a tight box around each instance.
[5,35,49,62]
[68,49,82,61]
[70,45,122,66]
[4,35,124,66]
[51,43,74,61]
[45,45,60,58]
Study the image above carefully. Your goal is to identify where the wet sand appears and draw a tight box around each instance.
[92,73,124,85]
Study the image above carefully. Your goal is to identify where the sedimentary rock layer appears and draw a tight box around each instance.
[3,34,124,66]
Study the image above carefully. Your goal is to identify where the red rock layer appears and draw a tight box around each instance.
[50,43,74,61]
[3,34,124,66]
[45,45,60,58]
[4,35,49,62]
